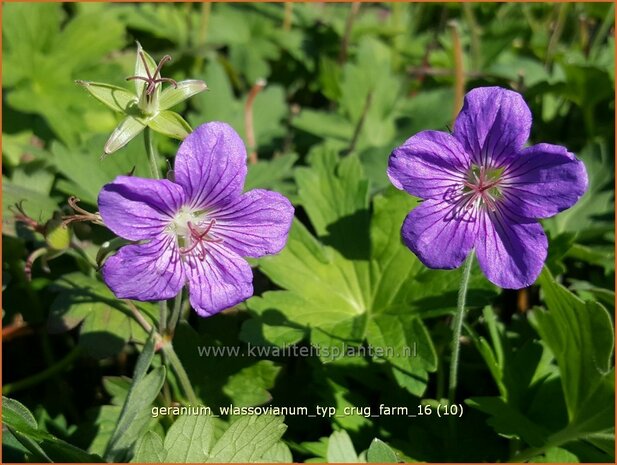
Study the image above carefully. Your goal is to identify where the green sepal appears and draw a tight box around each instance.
[159,79,208,111]
[147,110,192,140]
[104,116,146,155]
[75,81,137,114]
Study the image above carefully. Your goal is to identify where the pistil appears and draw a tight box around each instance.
[126,52,178,96]
[178,219,222,261]
[460,165,503,212]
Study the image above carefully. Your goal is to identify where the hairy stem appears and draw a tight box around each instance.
[158,301,167,334]
[162,342,199,405]
[448,250,474,404]
[168,291,183,336]
[126,300,153,334]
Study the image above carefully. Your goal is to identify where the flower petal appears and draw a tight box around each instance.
[184,243,253,317]
[453,87,531,167]
[501,143,588,219]
[387,130,470,200]
[210,189,294,258]
[401,199,478,269]
[102,235,185,301]
[98,176,186,241]
[475,209,547,289]
[174,122,247,210]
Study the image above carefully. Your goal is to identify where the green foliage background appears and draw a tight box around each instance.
[2,2,615,463]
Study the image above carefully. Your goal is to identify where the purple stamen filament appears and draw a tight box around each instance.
[126,52,178,95]
[179,219,222,261]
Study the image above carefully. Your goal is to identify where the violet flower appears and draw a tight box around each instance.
[387,87,588,289]
[98,122,294,316]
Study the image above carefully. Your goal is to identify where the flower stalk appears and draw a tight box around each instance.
[448,250,474,404]
[245,79,266,164]
[448,20,465,121]
[162,342,199,405]
[168,291,184,336]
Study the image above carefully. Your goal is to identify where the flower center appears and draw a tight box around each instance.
[461,165,504,211]
[168,208,221,261]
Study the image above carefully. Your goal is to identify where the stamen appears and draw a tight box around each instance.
[178,219,222,260]
[458,164,503,213]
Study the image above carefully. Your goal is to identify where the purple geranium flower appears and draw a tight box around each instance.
[387,87,588,289]
[98,122,294,316]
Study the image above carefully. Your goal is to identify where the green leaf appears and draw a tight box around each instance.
[295,145,369,240]
[2,131,49,167]
[130,412,288,463]
[244,153,298,199]
[2,178,59,232]
[366,314,437,395]
[466,397,551,447]
[159,79,208,111]
[103,376,133,406]
[132,431,165,463]
[543,142,614,235]
[338,37,400,148]
[327,430,359,463]
[260,441,293,463]
[532,268,614,436]
[76,81,138,114]
[532,447,580,463]
[190,59,287,149]
[164,415,216,463]
[121,4,192,46]
[366,438,398,463]
[248,151,494,395]
[472,268,615,461]
[52,135,151,206]
[48,272,157,358]
[10,160,55,196]
[47,6,125,73]
[292,110,354,141]
[207,415,287,462]
[223,360,281,407]
[105,334,166,462]
[104,115,146,155]
[2,396,103,462]
[3,3,125,144]
[3,4,62,83]
[3,397,38,431]
[147,110,192,140]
